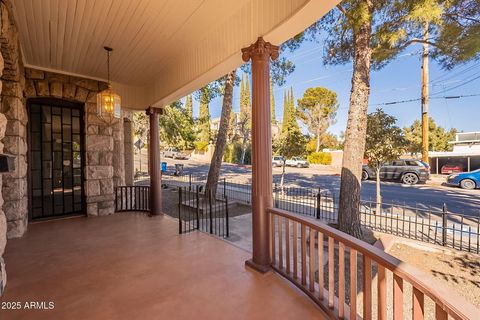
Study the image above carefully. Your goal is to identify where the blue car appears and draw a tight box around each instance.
[446,169,480,190]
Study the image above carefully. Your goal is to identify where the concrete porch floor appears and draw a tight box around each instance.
[0,213,326,319]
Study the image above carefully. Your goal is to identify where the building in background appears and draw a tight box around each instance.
[429,132,480,174]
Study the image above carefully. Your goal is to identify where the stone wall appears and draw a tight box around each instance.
[0,0,27,241]
[0,0,19,296]
[0,113,7,296]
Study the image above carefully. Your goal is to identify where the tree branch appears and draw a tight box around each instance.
[336,4,353,28]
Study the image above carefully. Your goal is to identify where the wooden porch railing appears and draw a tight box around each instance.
[268,207,478,319]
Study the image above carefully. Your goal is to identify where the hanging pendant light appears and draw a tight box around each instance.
[97,46,121,124]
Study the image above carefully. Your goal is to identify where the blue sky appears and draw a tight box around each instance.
[191,39,479,138]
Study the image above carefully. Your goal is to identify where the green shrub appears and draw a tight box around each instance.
[223,142,251,164]
[194,141,209,152]
[307,152,332,165]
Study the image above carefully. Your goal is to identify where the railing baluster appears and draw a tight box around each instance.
[293,221,298,280]
[413,287,424,319]
[338,242,345,318]
[301,224,307,286]
[435,304,448,320]
[309,228,315,292]
[378,264,387,320]
[363,256,372,320]
[318,231,324,301]
[393,274,403,320]
[328,236,334,309]
[279,216,283,270]
[271,213,276,265]
[286,219,290,274]
[349,248,357,320]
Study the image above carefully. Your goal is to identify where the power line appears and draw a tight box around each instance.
[431,73,480,96]
[369,93,480,107]
[430,62,480,85]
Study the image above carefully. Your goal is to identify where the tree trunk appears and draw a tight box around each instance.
[375,167,382,214]
[205,70,236,196]
[240,141,247,164]
[316,126,321,153]
[338,1,373,239]
[280,160,286,193]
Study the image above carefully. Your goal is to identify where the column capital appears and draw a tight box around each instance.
[241,37,279,62]
[146,106,164,115]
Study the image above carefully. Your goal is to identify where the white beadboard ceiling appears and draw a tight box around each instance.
[12,0,339,110]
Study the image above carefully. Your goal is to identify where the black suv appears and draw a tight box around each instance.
[362,159,430,185]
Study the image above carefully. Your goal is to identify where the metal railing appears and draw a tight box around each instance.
[269,207,478,319]
[178,186,229,238]
[273,185,336,222]
[359,200,480,254]
[159,174,480,253]
[115,186,150,212]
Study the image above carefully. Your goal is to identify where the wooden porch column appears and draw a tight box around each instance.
[147,107,163,215]
[242,37,279,272]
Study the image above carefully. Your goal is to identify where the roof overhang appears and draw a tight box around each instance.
[12,0,339,110]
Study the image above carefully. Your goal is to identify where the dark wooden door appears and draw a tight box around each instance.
[28,99,85,220]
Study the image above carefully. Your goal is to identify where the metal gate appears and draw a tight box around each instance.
[28,99,85,220]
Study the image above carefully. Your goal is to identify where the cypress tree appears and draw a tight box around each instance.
[270,80,276,124]
[198,87,211,144]
[282,89,289,132]
[185,94,193,120]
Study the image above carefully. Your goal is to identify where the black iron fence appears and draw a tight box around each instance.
[273,185,336,222]
[115,186,150,212]
[359,200,480,254]
[178,186,229,238]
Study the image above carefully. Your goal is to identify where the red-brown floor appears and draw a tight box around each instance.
[1,213,326,319]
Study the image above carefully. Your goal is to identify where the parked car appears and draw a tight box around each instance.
[163,147,188,159]
[446,169,480,190]
[285,157,309,168]
[441,164,463,174]
[272,156,284,167]
[361,159,430,185]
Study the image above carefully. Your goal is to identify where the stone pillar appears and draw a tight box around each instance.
[241,37,278,272]
[147,107,162,215]
[112,118,125,187]
[85,99,115,216]
[124,119,134,185]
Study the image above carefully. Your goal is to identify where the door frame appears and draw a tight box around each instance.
[27,98,87,221]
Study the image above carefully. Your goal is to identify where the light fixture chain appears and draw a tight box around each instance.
[107,49,110,84]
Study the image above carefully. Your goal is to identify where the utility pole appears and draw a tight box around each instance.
[421,22,430,164]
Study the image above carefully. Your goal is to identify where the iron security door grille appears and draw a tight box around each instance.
[28,100,85,220]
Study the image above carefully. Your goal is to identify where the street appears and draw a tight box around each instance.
[157,158,480,217]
